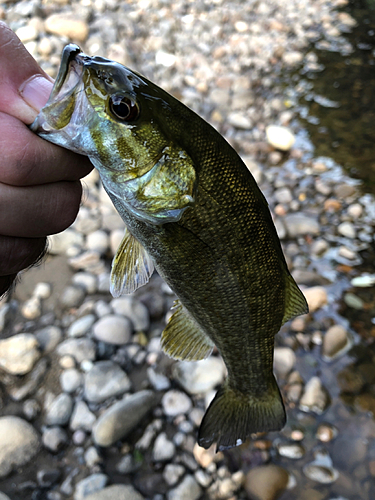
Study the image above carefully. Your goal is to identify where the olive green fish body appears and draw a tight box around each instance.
[31,45,308,450]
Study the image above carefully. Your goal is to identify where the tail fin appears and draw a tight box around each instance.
[198,377,286,451]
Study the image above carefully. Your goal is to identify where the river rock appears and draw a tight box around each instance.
[84,485,145,500]
[0,493,11,500]
[35,326,63,354]
[111,297,150,331]
[338,221,356,239]
[57,338,96,363]
[0,333,40,375]
[92,390,158,447]
[245,464,290,500]
[45,14,89,42]
[161,390,192,417]
[86,230,109,254]
[303,286,328,313]
[92,315,132,345]
[152,432,176,461]
[74,473,108,500]
[322,325,352,361]
[266,125,295,151]
[283,214,320,237]
[48,229,83,255]
[274,347,296,378]
[60,368,83,393]
[72,272,97,294]
[163,464,185,486]
[299,377,329,414]
[45,393,74,426]
[172,357,226,395]
[84,361,131,403]
[68,314,96,337]
[303,450,338,484]
[167,474,201,500]
[70,401,96,431]
[60,285,86,309]
[42,426,68,452]
[0,416,40,477]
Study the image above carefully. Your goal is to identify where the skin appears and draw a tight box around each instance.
[0,23,92,296]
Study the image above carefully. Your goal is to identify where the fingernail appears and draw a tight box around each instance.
[19,75,53,112]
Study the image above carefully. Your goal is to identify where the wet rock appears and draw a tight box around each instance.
[45,393,74,426]
[338,221,356,239]
[42,426,68,452]
[163,464,185,486]
[283,214,320,237]
[111,297,150,331]
[147,367,171,391]
[84,485,145,500]
[152,432,176,461]
[276,441,305,459]
[60,368,83,393]
[274,187,292,204]
[70,401,96,431]
[303,450,338,484]
[322,325,352,361]
[0,416,40,477]
[299,377,329,414]
[245,464,290,500]
[228,112,252,129]
[92,315,132,345]
[37,468,61,487]
[0,333,40,375]
[74,473,108,500]
[57,338,96,363]
[316,424,338,443]
[161,390,192,417]
[92,390,158,447]
[266,125,295,151]
[274,347,296,378]
[172,357,225,395]
[84,361,131,403]
[193,443,218,468]
[45,14,89,42]
[67,314,96,337]
[167,474,201,500]
[303,286,328,313]
[344,292,365,310]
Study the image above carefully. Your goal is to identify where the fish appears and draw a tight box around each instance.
[31,44,308,451]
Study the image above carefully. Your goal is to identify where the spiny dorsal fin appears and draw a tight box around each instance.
[282,273,309,324]
[161,300,214,361]
[110,228,154,297]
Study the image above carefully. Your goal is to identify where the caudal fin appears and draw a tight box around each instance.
[198,378,286,451]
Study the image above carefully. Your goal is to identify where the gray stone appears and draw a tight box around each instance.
[8,358,49,401]
[60,368,83,393]
[45,393,74,426]
[0,416,40,477]
[57,338,96,363]
[152,432,176,461]
[299,377,329,414]
[92,390,158,447]
[0,333,40,375]
[163,464,185,486]
[111,297,150,331]
[42,426,68,452]
[322,325,352,361]
[72,273,97,294]
[70,401,96,431]
[0,493,11,500]
[74,473,108,500]
[92,315,132,345]
[60,285,86,309]
[147,367,170,391]
[48,229,83,255]
[68,314,96,337]
[86,230,109,254]
[84,446,102,467]
[172,357,225,395]
[167,474,201,500]
[35,326,63,354]
[274,347,296,378]
[84,361,131,403]
[162,390,192,417]
[284,214,320,237]
[274,187,293,204]
[83,485,144,500]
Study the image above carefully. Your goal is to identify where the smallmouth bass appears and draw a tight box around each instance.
[31,44,308,451]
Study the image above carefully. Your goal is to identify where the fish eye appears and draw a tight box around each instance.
[109,95,139,121]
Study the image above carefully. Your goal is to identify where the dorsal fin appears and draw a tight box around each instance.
[110,228,154,297]
[161,300,214,361]
[282,273,309,324]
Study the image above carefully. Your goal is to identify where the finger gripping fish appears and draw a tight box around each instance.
[31,44,308,451]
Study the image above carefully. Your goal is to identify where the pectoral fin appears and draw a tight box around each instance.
[161,300,214,361]
[110,228,154,297]
[282,273,309,324]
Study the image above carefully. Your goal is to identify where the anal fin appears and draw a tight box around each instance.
[282,273,309,324]
[161,300,214,361]
[110,227,154,297]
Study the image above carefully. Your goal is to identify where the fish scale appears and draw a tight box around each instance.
[31,43,308,451]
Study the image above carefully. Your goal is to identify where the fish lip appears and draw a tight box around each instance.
[49,44,83,100]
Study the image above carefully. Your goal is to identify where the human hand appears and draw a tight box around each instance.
[0,23,93,297]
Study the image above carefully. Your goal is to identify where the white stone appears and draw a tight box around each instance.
[86,230,109,254]
[300,377,329,414]
[167,475,201,500]
[92,315,132,345]
[274,347,296,378]
[68,315,96,337]
[266,125,295,151]
[152,432,176,461]
[172,357,226,395]
[33,282,52,300]
[0,334,40,375]
[48,229,83,255]
[161,390,192,417]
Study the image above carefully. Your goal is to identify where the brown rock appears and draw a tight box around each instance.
[245,464,290,500]
[45,14,89,42]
